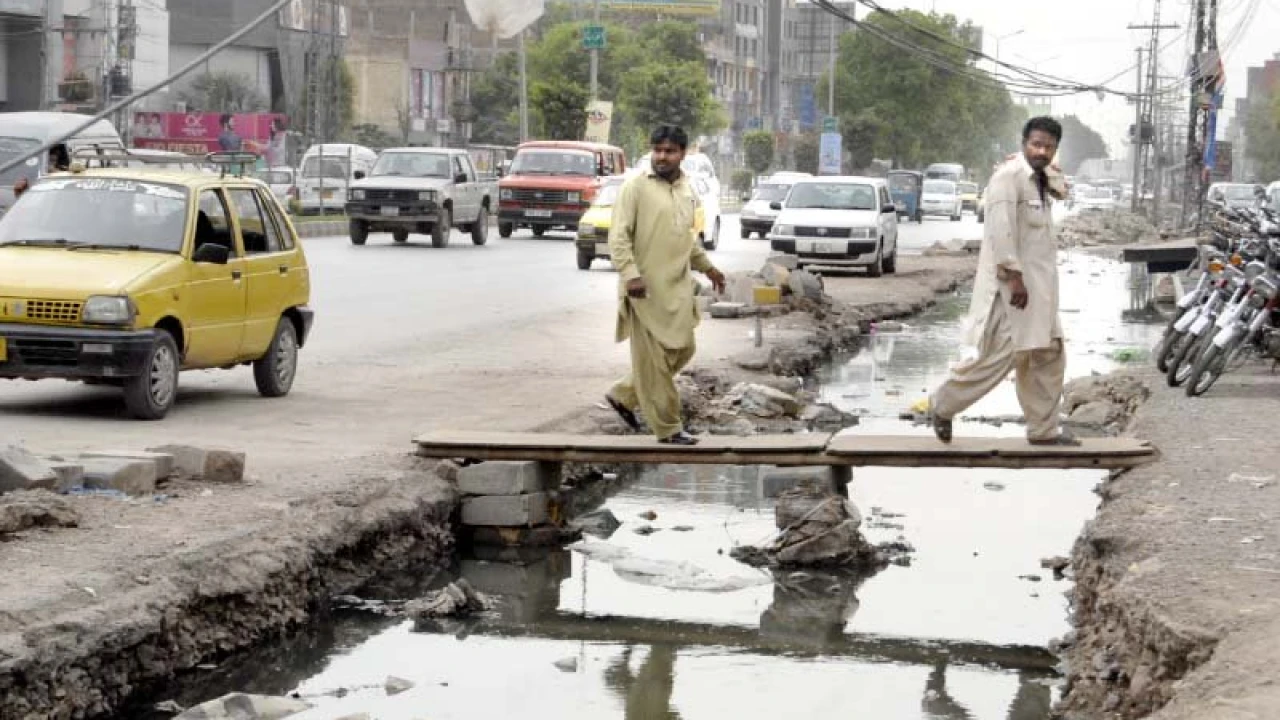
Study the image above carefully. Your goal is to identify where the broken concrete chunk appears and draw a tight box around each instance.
[788,269,825,301]
[762,467,835,499]
[81,457,157,496]
[461,493,549,527]
[81,450,176,481]
[760,263,791,288]
[458,461,558,496]
[710,301,747,319]
[46,461,86,492]
[729,383,803,419]
[0,490,79,534]
[0,446,58,493]
[569,508,622,539]
[404,579,491,619]
[173,692,311,720]
[384,675,415,696]
[765,253,799,270]
[147,445,246,484]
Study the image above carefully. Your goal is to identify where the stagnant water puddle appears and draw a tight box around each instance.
[127,251,1164,719]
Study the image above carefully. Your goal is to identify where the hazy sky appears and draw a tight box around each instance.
[871,0,1280,155]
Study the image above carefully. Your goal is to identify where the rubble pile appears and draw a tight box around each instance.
[707,254,831,319]
[403,579,492,620]
[1062,372,1151,432]
[1058,209,1162,249]
[731,481,892,570]
[922,238,982,257]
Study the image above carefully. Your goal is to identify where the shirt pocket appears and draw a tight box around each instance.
[1023,199,1048,228]
[673,189,695,233]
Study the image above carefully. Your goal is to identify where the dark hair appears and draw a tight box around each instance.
[1023,116,1063,143]
[650,124,689,150]
[220,113,234,127]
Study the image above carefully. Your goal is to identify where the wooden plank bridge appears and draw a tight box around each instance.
[414,430,1158,470]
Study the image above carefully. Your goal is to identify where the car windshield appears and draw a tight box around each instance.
[510,149,596,176]
[593,182,624,206]
[0,137,42,185]
[372,152,451,178]
[787,182,877,210]
[255,170,293,184]
[1223,185,1257,200]
[300,156,350,179]
[1086,188,1113,199]
[752,184,790,202]
[958,182,978,194]
[923,180,955,194]
[888,174,918,192]
[0,177,188,252]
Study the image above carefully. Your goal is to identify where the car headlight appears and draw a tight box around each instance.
[578,222,595,236]
[773,224,795,236]
[82,296,134,325]
[350,189,365,200]
[854,227,877,239]
[500,188,513,200]
[741,207,756,218]
[419,190,436,202]
[567,192,581,203]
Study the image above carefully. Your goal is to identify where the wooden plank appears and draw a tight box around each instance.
[413,431,1158,470]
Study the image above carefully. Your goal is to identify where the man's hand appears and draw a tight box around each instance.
[705,268,727,295]
[626,277,648,299]
[1008,273,1029,310]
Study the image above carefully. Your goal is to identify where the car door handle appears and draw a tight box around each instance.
[278,265,289,275]
[231,270,242,281]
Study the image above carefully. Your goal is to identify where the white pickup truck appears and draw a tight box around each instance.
[344,147,497,248]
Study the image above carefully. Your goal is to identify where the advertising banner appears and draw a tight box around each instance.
[583,100,614,144]
[132,112,289,166]
[819,132,842,175]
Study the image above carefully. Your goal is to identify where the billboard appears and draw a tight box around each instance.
[132,112,289,165]
[819,132,842,175]
[601,0,719,15]
[583,100,614,143]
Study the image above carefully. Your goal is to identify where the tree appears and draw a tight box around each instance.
[828,10,1021,174]
[617,60,723,138]
[469,52,521,145]
[792,134,819,174]
[1056,115,1109,175]
[1245,92,1280,181]
[531,78,590,140]
[179,72,266,113]
[743,130,775,175]
[299,59,355,141]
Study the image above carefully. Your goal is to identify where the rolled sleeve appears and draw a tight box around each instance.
[984,178,1022,274]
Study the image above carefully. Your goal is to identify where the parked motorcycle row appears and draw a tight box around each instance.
[1154,205,1280,397]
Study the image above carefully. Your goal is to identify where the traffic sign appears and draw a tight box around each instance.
[582,24,606,50]
[822,115,838,134]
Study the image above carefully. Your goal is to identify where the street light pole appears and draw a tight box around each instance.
[589,0,600,100]
[992,28,1024,75]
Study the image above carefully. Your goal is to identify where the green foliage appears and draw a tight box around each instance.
[743,130,775,175]
[348,123,400,150]
[731,168,755,194]
[298,59,355,139]
[1245,92,1280,181]
[179,72,267,113]
[470,16,724,147]
[1055,115,1109,175]
[792,134,819,175]
[828,10,1021,174]
[531,78,591,140]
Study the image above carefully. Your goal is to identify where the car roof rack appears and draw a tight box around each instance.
[69,146,206,166]
[204,151,261,178]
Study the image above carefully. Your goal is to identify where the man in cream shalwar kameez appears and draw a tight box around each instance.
[606,125,726,445]
[930,117,1077,445]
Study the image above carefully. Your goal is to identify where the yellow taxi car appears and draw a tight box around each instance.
[958,181,980,214]
[574,174,707,270]
[0,152,313,419]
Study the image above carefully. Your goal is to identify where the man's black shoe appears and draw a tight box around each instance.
[605,394,642,432]
[659,430,699,446]
[932,414,953,444]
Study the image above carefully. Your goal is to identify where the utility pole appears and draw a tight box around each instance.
[589,0,600,100]
[1181,0,1208,226]
[1128,2,1178,218]
[518,29,529,141]
[826,5,837,115]
[1130,47,1144,213]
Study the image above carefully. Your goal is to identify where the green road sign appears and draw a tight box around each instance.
[822,116,838,133]
[583,25,606,50]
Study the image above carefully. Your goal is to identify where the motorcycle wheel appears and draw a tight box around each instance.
[1186,335,1240,397]
[1166,332,1207,388]
[1154,324,1183,373]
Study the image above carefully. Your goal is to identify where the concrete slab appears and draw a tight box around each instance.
[461,493,550,527]
[458,461,559,496]
[81,458,157,496]
[0,447,57,493]
[147,445,246,483]
[81,451,175,481]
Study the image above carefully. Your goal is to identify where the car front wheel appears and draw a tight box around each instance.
[432,207,452,248]
[123,330,180,420]
[254,318,298,397]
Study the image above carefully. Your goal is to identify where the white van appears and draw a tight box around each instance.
[296,143,377,214]
[921,178,962,221]
[0,111,124,213]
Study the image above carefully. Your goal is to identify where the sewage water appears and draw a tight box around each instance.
[131,252,1164,720]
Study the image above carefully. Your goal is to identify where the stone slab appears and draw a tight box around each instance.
[461,492,550,527]
[0,447,57,493]
[710,301,747,319]
[458,461,559,496]
[47,462,86,492]
[761,466,836,498]
[81,458,157,496]
[147,445,246,483]
[81,450,175,480]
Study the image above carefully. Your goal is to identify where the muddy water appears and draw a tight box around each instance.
[139,252,1163,720]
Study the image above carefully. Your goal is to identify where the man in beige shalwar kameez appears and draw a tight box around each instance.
[606,125,726,445]
[930,116,1078,446]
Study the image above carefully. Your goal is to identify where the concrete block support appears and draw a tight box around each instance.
[457,461,560,496]
[461,493,550,527]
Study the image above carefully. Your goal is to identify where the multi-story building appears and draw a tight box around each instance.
[781,0,854,134]
[1227,54,1280,182]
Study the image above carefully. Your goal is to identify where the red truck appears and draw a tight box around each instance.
[497,140,628,237]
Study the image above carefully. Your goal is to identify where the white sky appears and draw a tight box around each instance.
[876,0,1280,155]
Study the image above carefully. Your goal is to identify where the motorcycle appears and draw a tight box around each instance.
[1165,262,1250,387]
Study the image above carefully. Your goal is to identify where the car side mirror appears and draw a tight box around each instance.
[353,171,366,180]
[769,201,782,211]
[193,243,230,265]
[740,191,750,202]
[496,166,505,178]
[455,172,468,184]
[882,203,896,214]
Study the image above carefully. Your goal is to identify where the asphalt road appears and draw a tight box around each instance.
[0,212,985,469]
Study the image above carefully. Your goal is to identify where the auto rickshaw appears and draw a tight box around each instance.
[887,170,924,223]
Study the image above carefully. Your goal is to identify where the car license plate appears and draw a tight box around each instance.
[380,206,399,217]
[0,337,6,363]
[322,190,335,200]
[595,242,610,256]
[526,209,553,218]
[801,240,842,254]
